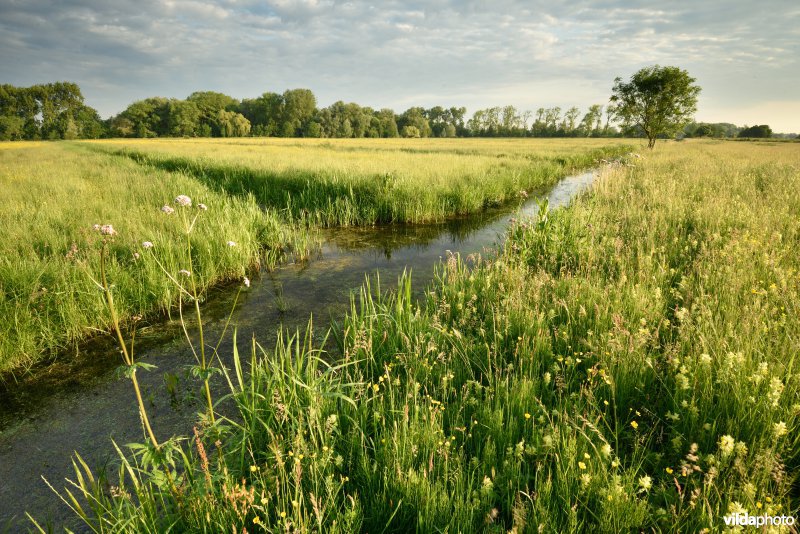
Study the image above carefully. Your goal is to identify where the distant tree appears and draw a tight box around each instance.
[578,105,603,136]
[215,110,250,137]
[693,124,713,137]
[167,100,201,137]
[375,108,399,138]
[397,107,431,137]
[187,91,239,136]
[401,125,421,138]
[564,106,580,134]
[738,124,772,138]
[610,65,701,148]
[0,115,25,140]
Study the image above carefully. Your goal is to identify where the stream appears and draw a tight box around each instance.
[0,169,597,531]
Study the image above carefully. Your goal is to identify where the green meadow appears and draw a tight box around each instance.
[0,138,629,373]
[33,140,799,532]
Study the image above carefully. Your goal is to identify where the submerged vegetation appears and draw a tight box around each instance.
[0,138,629,373]
[29,140,800,531]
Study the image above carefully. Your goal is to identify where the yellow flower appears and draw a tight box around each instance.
[631,421,639,430]
[578,461,587,470]
[250,465,258,472]
[524,413,531,419]
[373,384,380,393]
[280,511,287,519]
[665,467,673,474]
[583,452,590,459]
[253,516,262,525]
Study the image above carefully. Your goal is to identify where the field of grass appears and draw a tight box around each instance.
[45,140,799,532]
[0,138,628,374]
[0,142,312,374]
[86,137,634,226]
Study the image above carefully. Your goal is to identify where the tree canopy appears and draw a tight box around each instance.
[738,124,773,138]
[610,65,701,148]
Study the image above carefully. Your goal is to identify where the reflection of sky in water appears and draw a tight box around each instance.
[0,171,595,529]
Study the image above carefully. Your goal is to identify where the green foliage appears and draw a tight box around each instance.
[611,65,701,148]
[0,82,105,140]
[739,124,773,138]
[24,141,800,532]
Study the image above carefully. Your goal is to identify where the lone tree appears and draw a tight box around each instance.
[610,65,701,148]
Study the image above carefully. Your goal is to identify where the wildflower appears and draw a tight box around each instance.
[774,421,788,439]
[665,467,673,474]
[584,452,591,460]
[142,241,154,249]
[524,412,531,419]
[768,377,784,407]
[250,465,258,472]
[292,500,299,507]
[578,461,587,470]
[630,420,639,430]
[718,435,735,458]
[675,373,690,390]
[227,241,237,247]
[638,475,652,492]
[179,269,191,277]
[99,224,116,236]
[133,252,140,260]
[280,511,287,519]
[601,443,612,458]
[161,205,175,215]
[519,189,528,199]
[728,501,747,516]
[243,276,251,288]
[699,353,712,365]
[580,473,592,487]
[174,195,192,207]
[372,384,380,393]
[611,458,620,468]
[197,203,208,210]
[92,224,100,231]
[253,516,262,525]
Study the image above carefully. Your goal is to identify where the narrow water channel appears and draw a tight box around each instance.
[0,169,597,530]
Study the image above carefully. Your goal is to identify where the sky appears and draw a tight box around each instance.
[1,0,798,132]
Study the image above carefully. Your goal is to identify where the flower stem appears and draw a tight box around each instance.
[100,244,160,448]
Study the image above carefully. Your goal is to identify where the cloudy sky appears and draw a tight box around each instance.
[1,0,798,132]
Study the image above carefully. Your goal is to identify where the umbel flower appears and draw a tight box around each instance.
[161,205,175,215]
[99,224,116,236]
[174,195,192,207]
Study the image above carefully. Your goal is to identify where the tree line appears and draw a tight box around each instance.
[0,82,792,141]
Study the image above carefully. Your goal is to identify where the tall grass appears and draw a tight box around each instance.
[0,142,312,373]
[86,138,634,225]
[0,138,626,373]
[39,140,799,532]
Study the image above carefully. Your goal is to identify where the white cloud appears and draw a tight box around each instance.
[0,0,796,131]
